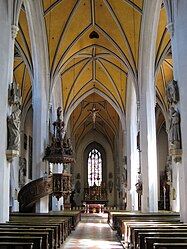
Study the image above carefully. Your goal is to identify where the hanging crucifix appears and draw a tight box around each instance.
[88,104,99,129]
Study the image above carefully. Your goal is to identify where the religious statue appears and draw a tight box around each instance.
[88,105,100,129]
[7,105,21,150]
[165,157,172,185]
[53,106,64,142]
[169,107,181,149]
[122,164,127,189]
[166,80,179,105]
[135,174,142,195]
[108,179,113,193]
[19,157,26,187]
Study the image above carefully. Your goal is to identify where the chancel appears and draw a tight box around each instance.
[1,1,187,248]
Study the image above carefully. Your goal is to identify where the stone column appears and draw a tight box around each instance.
[24,0,50,212]
[165,0,187,222]
[138,0,162,212]
[125,76,139,211]
[0,0,21,222]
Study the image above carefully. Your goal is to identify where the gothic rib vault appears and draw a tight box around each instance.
[13,0,172,148]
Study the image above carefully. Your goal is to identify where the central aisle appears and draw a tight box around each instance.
[61,213,123,249]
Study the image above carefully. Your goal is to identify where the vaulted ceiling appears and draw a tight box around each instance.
[13,0,173,148]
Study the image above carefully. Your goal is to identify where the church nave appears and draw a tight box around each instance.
[61,213,123,249]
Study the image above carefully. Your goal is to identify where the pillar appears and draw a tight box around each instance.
[138,0,162,212]
[126,75,139,211]
[24,0,50,212]
[0,0,21,222]
[165,0,187,222]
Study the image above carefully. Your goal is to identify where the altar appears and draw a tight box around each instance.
[82,200,108,213]
[82,182,108,213]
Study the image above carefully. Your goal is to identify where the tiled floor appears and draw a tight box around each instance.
[61,213,123,249]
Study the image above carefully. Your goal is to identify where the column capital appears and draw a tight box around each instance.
[11,25,19,40]
[167,22,174,37]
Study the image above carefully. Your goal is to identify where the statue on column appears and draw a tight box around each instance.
[7,105,21,150]
[19,157,26,188]
[165,156,172,185]
[135,173,142,195]
[169,107,181,149]
[121,164,127,189]
[7,81,22,151]
[166,80,179,105]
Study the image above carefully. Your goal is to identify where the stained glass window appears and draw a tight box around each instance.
[88,148,102,186]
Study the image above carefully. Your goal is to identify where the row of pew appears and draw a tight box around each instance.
[107,210,187,249]
[0,211,81,249]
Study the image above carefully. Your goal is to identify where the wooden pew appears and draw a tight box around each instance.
[153,242,187,249]
[10,215,71,242]
[0,242,34,249]
[133,226,187,249]
[0,227,54,249]
[144,237,187,249]
[0,236,42,249]
[3,223,57,249]
[120,220,178,247]
[10,210,81,230]
[138,232,187,249]
[9,216,68,247]
[107,211,180,230]
[0,231,49,249]
[8,219,62,248]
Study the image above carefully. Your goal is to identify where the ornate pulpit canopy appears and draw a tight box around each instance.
[43,107,75,164]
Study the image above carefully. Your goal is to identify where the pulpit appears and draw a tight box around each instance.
[82,182,108,213]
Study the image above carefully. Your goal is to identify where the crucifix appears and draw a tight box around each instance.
[88,105,99,129]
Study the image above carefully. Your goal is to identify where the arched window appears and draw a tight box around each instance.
[88,148,102,186]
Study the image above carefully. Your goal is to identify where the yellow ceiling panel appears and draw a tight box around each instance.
[96,63,122,108]
[45,1,77,69]
[42,0,58,12]
[22,70,32,104]
[156,68,165,103]
[19,9,31,50]
[51,1,91,72]
[164,58,173,66]
[99,59,127,109]
[67,67,93,108]
[57,27,124,75]
[163,62,173,85]
[94,0,139,69]
[17,9,31,62]
[13,62,32,106]
[134,0,144,9]
[13,63,25,89]
[62,63,93,110]
[157,32,170,62]
[156,7,170,62]
[107,0,142,67]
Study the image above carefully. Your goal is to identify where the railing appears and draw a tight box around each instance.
[18,173,72,212]
[18,175,53,212]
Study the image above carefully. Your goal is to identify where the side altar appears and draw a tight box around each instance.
[82,183,108,213]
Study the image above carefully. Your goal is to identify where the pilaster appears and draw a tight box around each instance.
[166,0,187,222]
[0,1,20,222]
[138,0,162,212]
[24,0,50,212]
